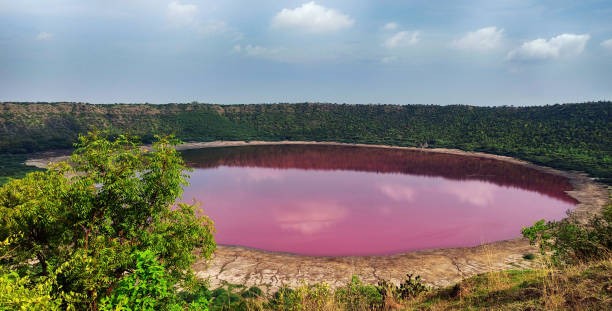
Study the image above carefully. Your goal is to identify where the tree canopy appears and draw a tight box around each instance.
[0,133,216,310]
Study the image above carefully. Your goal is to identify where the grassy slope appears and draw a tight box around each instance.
[202,258,611,310]
[409,259,611,310]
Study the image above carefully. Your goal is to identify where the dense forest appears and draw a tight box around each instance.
[0,101,610,182]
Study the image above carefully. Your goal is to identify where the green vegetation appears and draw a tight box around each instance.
[0,131,610,309]
[0,154,41,185]
[0,134,216,310]
[522,203,612,264]
[1,101,610,183]
[409,260,612,310]
[128,260,611,310]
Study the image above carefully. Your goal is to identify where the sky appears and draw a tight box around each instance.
[1,0,611,106]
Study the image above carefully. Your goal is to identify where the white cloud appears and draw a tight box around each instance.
[199,20,227,34]
[166,2,239,38]
[383,22,398,31]
[36,32,54,41]
[601,38,612,51]
[272,1,354,33]
[233,44,284,59]
[384,31,420,49]
[452,27,504,52]
[507,33,590,61]
[167,1,198,27]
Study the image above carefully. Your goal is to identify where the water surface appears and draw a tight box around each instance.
[181,145,576,256]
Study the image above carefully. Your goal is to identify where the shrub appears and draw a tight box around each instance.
[0,268,60,310]
[377,273,429,304]
[268,287,302,311]
[522,203,612,264]
[335,275,384,311]
[100,250,182,310]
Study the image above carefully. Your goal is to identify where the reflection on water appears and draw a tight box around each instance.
[181,145,576,256]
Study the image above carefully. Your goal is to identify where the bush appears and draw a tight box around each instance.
[100,250,186,310]
[335,275,384,311]
[267,287,303,311]
[0,268,60,310]
[522,203,612,264]
[377,273,429,305]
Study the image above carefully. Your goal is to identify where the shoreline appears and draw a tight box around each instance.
[26,140,609,292]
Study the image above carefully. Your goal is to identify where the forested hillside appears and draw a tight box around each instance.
[0,102,610,181]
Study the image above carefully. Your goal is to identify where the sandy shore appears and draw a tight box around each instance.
[26,140,609,292]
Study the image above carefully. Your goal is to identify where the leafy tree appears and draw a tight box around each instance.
[0,133,216,309]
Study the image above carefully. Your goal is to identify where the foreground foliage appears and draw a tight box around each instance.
[0,133,216,309]
[164,260,611,311]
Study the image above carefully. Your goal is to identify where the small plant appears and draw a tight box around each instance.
[377,273,429,304]
[336,275,383,310]
[268,286,302,311]
[241,286,263,299]
[523,253,536,260]
[398,274,429,299]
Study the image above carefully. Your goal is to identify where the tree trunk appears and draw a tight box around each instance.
[37,252,48,276]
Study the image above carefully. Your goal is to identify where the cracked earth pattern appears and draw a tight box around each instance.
[193,240,538,293]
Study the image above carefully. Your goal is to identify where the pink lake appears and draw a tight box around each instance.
[181,145,576,256]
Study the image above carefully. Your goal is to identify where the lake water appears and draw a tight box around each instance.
[181,145,576,256]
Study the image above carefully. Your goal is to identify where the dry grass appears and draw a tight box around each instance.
[406,257,611,310]
[209,255,610,310]
[224,258,610,310]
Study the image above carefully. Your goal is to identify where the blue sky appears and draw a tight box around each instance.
[1,0,611,105]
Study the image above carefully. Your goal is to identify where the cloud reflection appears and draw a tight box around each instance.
[241,168,286,182]
[378,183,416,202]
[444,181,496,207]
[274,201,347,235]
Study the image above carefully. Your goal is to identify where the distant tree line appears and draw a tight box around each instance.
[0,101,610,182]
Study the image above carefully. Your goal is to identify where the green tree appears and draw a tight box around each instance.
[0,133,216,309]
